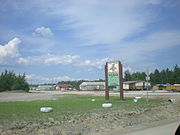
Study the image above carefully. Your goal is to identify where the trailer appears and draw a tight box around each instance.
[165,84,180,92]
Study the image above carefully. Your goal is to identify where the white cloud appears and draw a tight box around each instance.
[44,54,80,65]
[0,38,22,66]
[33,26,53,37]
[123,66,133,73]
[76,57,110,69]
[0,38,80,66]
[0,38,110,68]
[26,74,82,84]
[21,54,80,65]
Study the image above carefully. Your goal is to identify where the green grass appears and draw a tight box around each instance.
[0,95,165,126]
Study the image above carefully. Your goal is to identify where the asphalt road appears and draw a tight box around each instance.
[122,121,180,135]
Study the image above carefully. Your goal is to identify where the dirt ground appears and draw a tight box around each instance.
[0,90,180,135]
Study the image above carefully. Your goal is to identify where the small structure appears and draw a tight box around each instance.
[56,84,73,90]
[79,82,105,91]
[123,81,137,90]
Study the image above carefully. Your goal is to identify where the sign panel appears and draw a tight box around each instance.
[107,62,120,86]
[146,76,150,81]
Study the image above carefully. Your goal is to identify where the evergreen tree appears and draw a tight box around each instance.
[122,65,180,85]
[0,70,29,92]
[124,70,131,81]
[173,65,180,84]
[131,72,146,81]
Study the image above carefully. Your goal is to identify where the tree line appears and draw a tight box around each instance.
[0,70,29,92]
[57,65,180,88]
[124,65,180,85]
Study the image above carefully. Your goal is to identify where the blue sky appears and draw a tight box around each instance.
[0,0,180,83]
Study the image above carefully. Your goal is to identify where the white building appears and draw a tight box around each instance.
[123,81,151,90]
[36,85,55,91]
[79,82,105,90]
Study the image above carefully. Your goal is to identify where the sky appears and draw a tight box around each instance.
[0,0,180,83]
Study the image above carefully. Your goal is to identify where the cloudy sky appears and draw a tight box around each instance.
[0,0,180,83]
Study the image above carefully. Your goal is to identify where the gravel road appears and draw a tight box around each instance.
[0,90,180,102]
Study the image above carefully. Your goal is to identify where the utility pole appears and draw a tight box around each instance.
[146,68,149,104]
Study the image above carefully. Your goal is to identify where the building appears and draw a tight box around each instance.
[123,81,137,90]
[79,82,105,91]
[36,85,55,91]
[56,84,73,90]
[123,81,150,90]
[79,81,150,91]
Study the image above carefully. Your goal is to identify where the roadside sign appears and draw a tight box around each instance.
[105,61,124,100]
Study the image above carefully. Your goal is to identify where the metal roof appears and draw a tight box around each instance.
[80,82,105,86]
[57,84,72,88]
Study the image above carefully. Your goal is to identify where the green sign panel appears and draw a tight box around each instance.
[108,73,120,86]
[107,61,120,86]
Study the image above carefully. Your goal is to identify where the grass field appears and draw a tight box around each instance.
[0,95,165,126]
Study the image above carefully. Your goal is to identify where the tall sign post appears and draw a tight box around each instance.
[105,63,109,100]
[105,61,124,100]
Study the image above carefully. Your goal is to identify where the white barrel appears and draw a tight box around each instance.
[133,99,138,102]
[135,97,141,99]
[40,107,53,112]
[102,103,112,108]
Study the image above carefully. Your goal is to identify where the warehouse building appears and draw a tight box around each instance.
[79,82,105,91]
[36,85,55,91]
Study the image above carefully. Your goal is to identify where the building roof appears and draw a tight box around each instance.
[80,82,105,86]
[57,84,72,88]
[156,84,168,87]
[38,85,54,88]
[123,81,144,84]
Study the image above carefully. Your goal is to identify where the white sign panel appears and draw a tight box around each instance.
[107,62,119,73]
[107,61,120,86]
